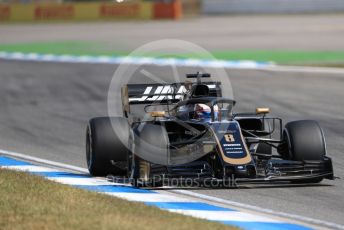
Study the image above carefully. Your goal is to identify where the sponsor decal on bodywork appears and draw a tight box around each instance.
[128,83,217,103]
[211,122,252,165]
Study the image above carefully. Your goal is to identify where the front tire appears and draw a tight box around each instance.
[86,117,130,176]
[280,120,326,183]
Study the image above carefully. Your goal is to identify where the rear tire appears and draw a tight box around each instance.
[86,117,130,176]
[280,120,326,183]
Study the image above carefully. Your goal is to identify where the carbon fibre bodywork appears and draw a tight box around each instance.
[120,73,334,185]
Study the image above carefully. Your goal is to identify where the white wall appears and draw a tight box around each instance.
[202,0,344,14]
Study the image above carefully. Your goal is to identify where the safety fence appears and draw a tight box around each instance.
[0,0,182,22]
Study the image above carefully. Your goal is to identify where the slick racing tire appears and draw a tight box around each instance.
[281,120,326,183]
[86,117,130,176]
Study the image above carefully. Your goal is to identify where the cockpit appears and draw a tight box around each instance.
[174,98,235,123]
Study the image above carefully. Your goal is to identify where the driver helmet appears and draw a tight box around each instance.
[194,104,218,121]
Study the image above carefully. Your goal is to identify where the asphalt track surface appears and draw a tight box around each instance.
[1,15,344,50]
[1,59,344,227]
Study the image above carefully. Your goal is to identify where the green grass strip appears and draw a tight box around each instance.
[211,50,344,65]
[0,168,236,230]
[1,41,344,66]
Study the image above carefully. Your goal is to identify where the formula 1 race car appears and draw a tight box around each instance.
[86,72,334,187]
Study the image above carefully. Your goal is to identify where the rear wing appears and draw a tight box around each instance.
[121,82,222,117]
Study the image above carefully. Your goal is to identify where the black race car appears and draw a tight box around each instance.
[86,72,334,187]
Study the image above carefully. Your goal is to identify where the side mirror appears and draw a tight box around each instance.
[256,107,270,114]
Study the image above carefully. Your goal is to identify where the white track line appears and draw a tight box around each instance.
[0,149,88,173]
[0,52,270,69]
[2,51,344,74]
[169,210,281,223]
[173,190,344,230]
[104,192,193,202]
[1,165,61,172]
[47,177,116,186]
[1,148,343,229]
[261,65,344,74]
